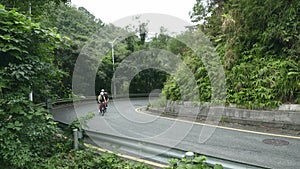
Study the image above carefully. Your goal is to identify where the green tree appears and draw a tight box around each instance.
[95,23,170,96]
[0,5,67,167]
[0,0,69,20]
[188,0,300,108]
[41,3,105,97]
[162,31,214,102]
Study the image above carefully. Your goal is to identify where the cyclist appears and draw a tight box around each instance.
[104,91,109,107]
[98,89,106,113]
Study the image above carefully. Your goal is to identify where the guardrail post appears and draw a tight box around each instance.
[185,151,194,160]
[73,128,78,149]
[46,98,52,109]
[77,129,83,139]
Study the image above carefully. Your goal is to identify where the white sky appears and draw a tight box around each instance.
[70,0,196,24]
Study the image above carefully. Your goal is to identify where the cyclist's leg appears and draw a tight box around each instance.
[100,102,105,110]
[106,100,109,107]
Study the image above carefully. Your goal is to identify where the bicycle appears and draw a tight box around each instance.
[99,102,106,116]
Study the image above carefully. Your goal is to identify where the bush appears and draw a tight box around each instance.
[167,154,223,169]
[39,148,154,169]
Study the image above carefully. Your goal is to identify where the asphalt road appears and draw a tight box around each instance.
[52,98,300,169]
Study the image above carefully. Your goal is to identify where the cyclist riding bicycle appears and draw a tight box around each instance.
[98,89,107,113]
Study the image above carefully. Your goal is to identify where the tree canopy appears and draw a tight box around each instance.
[0,0,69,19]
[163,0,300,109]
[0,0,299,167]
[0,4,68,167]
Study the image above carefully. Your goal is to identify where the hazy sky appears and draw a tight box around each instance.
[71,0,196,24]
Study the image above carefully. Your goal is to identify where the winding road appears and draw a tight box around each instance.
[52,98,300,169]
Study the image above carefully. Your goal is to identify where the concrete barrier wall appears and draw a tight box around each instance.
[155,101,300,130]
[224,107,300,126]
[278,104,300,111]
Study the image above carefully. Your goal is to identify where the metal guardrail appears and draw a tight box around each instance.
[43,94,151,108]
[83,129,268,169]
[52,98,269,169]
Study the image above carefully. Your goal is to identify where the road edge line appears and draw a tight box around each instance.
[135,106,300,140]
[84,143,169,168]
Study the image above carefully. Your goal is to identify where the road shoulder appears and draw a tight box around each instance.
[139,107,300,138]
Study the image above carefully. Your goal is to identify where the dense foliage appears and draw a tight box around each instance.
[0,4,69,168]
[95,22,169,95]
[163,0,300,109]
[167,154,223,169]
[0,0,299,167]
[0,0,69,20]
[0,3,166,168]
[39,3,168,96]
[40,148,153,169]
[41,3,105,97]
